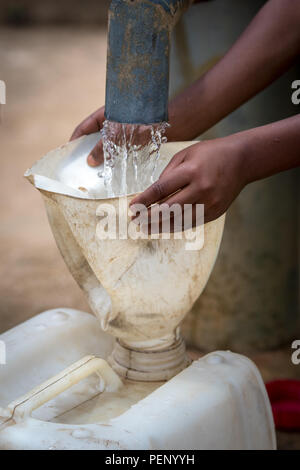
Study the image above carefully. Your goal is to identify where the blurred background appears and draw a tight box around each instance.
[0,0,299,449]
[0,0,110,334]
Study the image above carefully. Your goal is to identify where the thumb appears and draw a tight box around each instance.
[87,140,104,167]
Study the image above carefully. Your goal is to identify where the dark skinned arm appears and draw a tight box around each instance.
[71,0,300,166]
[130,114,300,225]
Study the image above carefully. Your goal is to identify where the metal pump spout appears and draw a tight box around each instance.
[104,0,193,125]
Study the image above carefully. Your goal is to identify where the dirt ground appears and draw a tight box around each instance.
[0,27,105,331]
[0,27,299,449]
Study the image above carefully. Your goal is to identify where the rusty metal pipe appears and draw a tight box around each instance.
[104,0,192,124]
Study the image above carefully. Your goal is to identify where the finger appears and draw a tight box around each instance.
[160,149,186,178]
[164,187,225,226]
[142,182,204,233]
[143,198,204,234]
[70,107,105,141]
[160,142,200,178]
[130,165,190,209]
[157,182,199,208]
[87,140,104,167]
[70,117,99,141]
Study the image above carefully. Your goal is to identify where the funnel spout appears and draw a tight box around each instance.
[104,0,192,124]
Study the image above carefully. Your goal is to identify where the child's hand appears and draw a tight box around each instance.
[130,136,246,227]
[69,102,192,169]
[70,106,105,167]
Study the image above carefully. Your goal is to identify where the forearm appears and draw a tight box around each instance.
[167,0,300,141]
[232,114,300,185]
[131,114,300,225]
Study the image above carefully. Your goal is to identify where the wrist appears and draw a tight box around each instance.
[166,76,211,141]
[166,100,190,142]
[222,132,253,189]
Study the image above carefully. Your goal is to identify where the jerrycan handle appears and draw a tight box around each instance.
[7,355,122,420]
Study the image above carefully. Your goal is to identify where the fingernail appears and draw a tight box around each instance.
[87,154,99,167]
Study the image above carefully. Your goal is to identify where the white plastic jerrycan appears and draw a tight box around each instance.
[0,308,275,450]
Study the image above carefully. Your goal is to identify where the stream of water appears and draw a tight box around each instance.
[98,120,169,197]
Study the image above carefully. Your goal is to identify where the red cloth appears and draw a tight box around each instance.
[266,380,300,431]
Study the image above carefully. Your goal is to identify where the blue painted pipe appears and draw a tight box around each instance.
[105,0,192,124]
